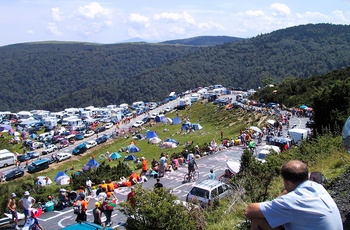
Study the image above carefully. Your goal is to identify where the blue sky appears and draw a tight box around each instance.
[1,0,350,46]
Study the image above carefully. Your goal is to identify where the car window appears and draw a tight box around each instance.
[211,188,218,198]
[218,185,224,195]
[190,187,209,199]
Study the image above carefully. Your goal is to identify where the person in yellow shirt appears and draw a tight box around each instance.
[107,179,114,193]
[100,180,108,193]
[140,157,148,176]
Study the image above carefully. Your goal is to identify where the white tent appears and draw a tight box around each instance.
[148,137,162,144]
[162,117,172,124]
[56,176,70,185]
[160,142,177,149]
[37,176,52,186]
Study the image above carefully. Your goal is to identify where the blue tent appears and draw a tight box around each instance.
[109,152,122,160]
[124,154,137,161]
[127,144,140,153]
[172,117,181,125]
[54,171,69,181]
[181,123,191,131]
[164,138,179,145]
[192,123,203,131]
[155,115,165,123]
[83,158,100,171]
[146,130,158,139]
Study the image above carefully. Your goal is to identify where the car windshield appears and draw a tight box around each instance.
[190,187,209,199]
[258,153,267,159]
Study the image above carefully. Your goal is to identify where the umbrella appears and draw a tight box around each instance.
[267,119,276,125]
[249,126,262,133]
[299,105,308,109]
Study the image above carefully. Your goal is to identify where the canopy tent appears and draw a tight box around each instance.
[192,123,202,131]
[172,117,181,125]
[109,152,122,160]
[260,145,281,153]
[226,160,240,174]
[267,119,276,125]
[148,137,162,144]
[82,158,100,171]
[155,115,165,123]
[164,138,179,145]
[160,142,177,149]
[37,176,52,186]
[146,130,158,139]
[54,172,70,185]
[249,126,262,133]
[124,154,137,161]
[127,144,140,153]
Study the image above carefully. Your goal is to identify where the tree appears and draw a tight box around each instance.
[119,186,204,230]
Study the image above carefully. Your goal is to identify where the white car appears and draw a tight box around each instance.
[164,106,173,113]
[85,140,97,149]
[56,152,72,162]
[132,120,144,128]
[150,112,159,119]
[84,130,95,138]
[105,122,114,129]
[42,144,57,155]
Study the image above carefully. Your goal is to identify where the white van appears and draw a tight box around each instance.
[0,152,16,167]
[288,128,309,145]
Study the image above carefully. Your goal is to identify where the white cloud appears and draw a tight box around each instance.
[270,3,291,16]
[197,21,224,30]
[169,26,186,35]
[332,10,347,21]
[78,2,112,19]
[296,11,328,20]
[128,13,150,27]
[47,22,63,36]
[154,11,196,25]
[246,10,265,17]
[51,7,62,22]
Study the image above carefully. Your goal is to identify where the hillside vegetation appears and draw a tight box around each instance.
[1,23,350,111]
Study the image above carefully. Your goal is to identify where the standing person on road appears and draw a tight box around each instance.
[7,193,20,229]
[86,177,92,196]
[74,194,90,222]
[245,160,342,230]
[19,191,36,224]
[154,178,163,189]
[187,158,198,178]
[140,157,148,177]
[208,169,216,180]
[92,202,102,226]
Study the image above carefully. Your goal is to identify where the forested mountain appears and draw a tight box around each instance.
[159,36,244,46]
[1,23,350,112]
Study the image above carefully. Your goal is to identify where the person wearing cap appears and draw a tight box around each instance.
[100,180,108,193]
[140,157,148,177]
[93,202,102,226]
[19,191,36,223]
[7,193,20,229]
[23,209,44,230]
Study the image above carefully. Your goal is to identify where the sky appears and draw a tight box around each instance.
[1,0,350,46]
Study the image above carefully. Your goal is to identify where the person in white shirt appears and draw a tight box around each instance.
[86,177,92,196]
[19,191,36,223]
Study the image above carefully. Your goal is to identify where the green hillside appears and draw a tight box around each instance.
[1,23,350,112]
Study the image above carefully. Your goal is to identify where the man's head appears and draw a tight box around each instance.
[11,193,16,198]
[24,191,30,197]
[210,169,213,173]
[281,160,308,192]
[156,178,160,182]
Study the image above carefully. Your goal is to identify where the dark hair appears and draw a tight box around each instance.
[281,160,308,184]
[210,169,213,173]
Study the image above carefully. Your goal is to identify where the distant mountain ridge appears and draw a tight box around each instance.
[159,36,245,46]
[0,23,350,112]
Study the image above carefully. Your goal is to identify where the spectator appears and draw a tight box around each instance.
[74,194,89,222]
[86,177,92,196]
[245,160,342,230]
[7,193,19,229]
[19,191,36,223]
[92,202,102,226]
[127,187,136,206]
[154,178,163,189]
[23,209,44,230]
[208,169,216,180]
[140,157,148,176]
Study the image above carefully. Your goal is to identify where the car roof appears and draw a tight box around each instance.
[193,179,225,190]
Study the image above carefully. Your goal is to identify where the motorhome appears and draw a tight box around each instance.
[288,128,309,145]
[131,101,145,109]
[168,92,177,101]
[119,103,129,110]
[17,111,32,120]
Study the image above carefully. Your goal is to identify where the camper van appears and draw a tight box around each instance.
[168,92,177,101]
[177,98,192,110]
[288,128,309,145]
[0,151,16,167]
[131,101,145,109]
[27,159,49,173]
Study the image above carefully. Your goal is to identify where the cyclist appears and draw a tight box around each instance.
[187,158,198,179]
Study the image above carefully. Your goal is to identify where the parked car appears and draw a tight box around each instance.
[42,144,57,155]
[27,151,40,159]
[186,179,233,207]
[150,112,159,119]
[132,120,144,128]
[27,159,50,173]
[17,154,31,162]
[56,152,72,162]
[75,132,84,141]
[94,126,106,134]
[84,130,95,138]
[5,168,24,181]
[72,143,87,155]
[96,135,108,144]
[105,122,114,129]
[85,140,97,149]
[142,116,151,124]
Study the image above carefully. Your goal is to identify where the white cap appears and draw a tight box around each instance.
[11,193,16,197]
[24,191,30,196]
[141,157,145,160]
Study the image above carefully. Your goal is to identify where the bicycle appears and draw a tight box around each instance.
[184,170,199,182]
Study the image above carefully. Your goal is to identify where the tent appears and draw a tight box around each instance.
[133,134,145,140]
[160,142,177,149]
[109,152,122,160]
[155,115,165,123]
[162,117,172,124]
[226,160,240,174]
[249,126,262,133]
[172,117,181,125]
[127,144,140,153]
[148,137,162,144]
[146,130,158,139]
[54,172,70,185]
[181,123,191,131]
[124,154,137,161]
[164,138,179,145]
[37,176,52,186]
[82,158,100,171]
[192,123,202,131]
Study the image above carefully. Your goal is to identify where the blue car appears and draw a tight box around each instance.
[96,135,108,144]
